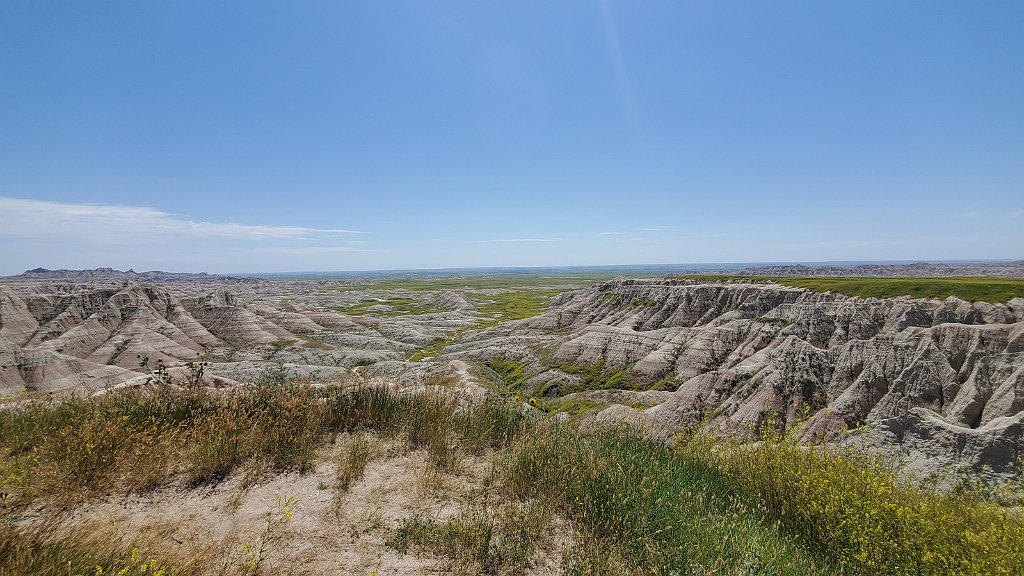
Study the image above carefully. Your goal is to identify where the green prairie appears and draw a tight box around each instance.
[324,273,614,293]
[677,275,1024,302]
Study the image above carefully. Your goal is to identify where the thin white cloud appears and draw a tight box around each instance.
[475,238,562,244]
[256,246,372,255]
[0,197,362,240]
[599,0,641,143]
[597,231,623,236]
[639,226,670,232]
[674,233,731,240]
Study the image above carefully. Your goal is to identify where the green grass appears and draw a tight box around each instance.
[486,358,647,399]
[487,357,666,400]
[501,425,838,575]
[484,358,531,391]
[501,423,1024,575]
[387,502,550,575]
[323,275,571,360]
[468,289,564,328]
[536,397,608,416]
[675,275,1024,302]
[408,289,563,361]
[408,328,470,361]
[556,361,642,395]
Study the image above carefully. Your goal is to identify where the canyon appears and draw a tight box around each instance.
[2,267,1022,488]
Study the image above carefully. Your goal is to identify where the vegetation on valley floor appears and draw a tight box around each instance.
[407,331,466,362]
[484,358,532,390]
[323,273,614,293]
[555,361,641,395]
[467,289,565,326]
[1,378,1022,575]
[486,357,676,400]
[317,273,571,359]
[407,289,565,361]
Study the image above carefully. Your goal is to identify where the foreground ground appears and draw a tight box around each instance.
[1,380,1021,576]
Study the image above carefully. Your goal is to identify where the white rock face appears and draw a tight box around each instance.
[840,408,1024,488]
[0,283,349,394]
[468,279,1024,482]
[0,277,488,397]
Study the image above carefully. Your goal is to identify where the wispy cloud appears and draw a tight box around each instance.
[639,226,670,232]
[597,231,623,236]
[0,197,362,240]
[674,233,731,240]
[598,0,641,143]
[256,246,372,255]
[475,238,562,244]
[1012,209,1024,219]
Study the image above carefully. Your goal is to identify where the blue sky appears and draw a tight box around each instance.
[1,1,1021,274]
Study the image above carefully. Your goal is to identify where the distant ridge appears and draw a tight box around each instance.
[7,260,1023,282]
[738,260,1024,278]
[253,260,1024,280]
[5,267,261,284]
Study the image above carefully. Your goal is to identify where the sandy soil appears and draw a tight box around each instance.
[49,437,566,576]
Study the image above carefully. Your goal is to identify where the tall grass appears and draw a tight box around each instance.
[0,381,526,505]
[0,525,177,576]
[500,424,836,575]
[0,382,526,575]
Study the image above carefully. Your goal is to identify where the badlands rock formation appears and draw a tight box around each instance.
[2,272,1022,487]
[0,267,507,395]
[441,279,1024,485]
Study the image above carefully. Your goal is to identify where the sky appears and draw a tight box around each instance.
[0,1,1022,274]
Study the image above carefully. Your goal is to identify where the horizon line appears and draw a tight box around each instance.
[6,258,1020,278]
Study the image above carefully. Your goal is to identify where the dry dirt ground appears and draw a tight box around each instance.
[38,434,568,576]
